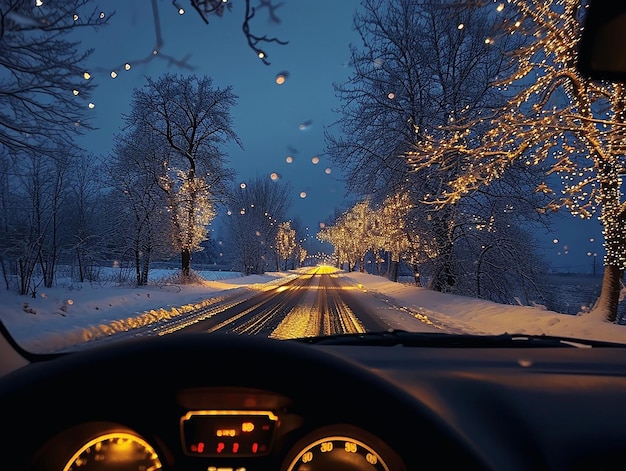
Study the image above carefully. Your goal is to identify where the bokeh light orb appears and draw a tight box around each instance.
[275,71,289,85]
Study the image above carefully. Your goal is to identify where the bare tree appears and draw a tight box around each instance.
[222,177,293,275]
[61,153,109,283]
[0,1,109,157]
[124,73,240,277]
[105,128,173,286]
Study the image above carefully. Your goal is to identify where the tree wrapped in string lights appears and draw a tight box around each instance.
[276,221,296,271]
[125,73,240,277]
[371,192,413,282]
[407,0,626,321]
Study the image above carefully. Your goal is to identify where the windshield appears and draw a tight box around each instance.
[1,0,625,355]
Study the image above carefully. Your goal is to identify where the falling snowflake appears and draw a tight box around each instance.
[298,120,312,131]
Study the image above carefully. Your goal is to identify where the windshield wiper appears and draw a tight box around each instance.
[294,330,624,348]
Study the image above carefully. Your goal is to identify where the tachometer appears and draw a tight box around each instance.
[281,425,406,471]
[62,431,162,471]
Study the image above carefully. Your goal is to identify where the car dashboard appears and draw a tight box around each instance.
[2,332,626,470]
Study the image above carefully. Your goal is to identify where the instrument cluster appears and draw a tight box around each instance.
[30,387,406,471]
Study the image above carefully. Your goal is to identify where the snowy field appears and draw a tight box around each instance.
[0,267,625,354]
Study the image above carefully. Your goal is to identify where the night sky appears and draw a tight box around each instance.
[73,0,604,272]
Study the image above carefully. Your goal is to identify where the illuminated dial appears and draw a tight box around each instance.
[62,432,162,471]
[282,426,406,471]
[284,436,390,471]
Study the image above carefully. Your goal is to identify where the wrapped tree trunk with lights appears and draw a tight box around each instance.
[408,0,626,321]
[276,221,297,271]
[372,192,412,282]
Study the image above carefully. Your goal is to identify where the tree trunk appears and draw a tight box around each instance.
[134,247,142,286]
[76,246,85,283]
[182,248,191,277]
[590,265,623,322]
[389,260,399,282]
[412,263,421,286]
[140,247,151,286]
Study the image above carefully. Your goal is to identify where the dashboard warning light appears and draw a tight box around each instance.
[242,422,255,432]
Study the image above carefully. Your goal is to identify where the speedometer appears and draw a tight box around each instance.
[62,431,162,471]
[281,425,406,471]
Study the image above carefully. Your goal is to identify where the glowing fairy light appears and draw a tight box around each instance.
[300,192,307,198]
[125,63,131,70]
[311,156,319,164]
[325,168,332,174]
[270,172,280,181]
[83,72,91,80]
[458,23,464,29]
[240,183,246,189]
[110,71,117,78]
[286,156,293,164]
[73,14,79,21]
[72,90,79,96]
[88,103,95,109]
[275,71,289,84]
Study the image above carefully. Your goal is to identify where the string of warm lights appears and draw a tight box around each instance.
[76,0,287,110]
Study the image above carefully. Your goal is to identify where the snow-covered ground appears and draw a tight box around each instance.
[0,266,625,354]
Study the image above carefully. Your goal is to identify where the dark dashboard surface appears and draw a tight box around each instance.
[1,333,626,470]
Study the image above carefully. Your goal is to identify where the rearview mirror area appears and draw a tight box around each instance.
[578,0,626,82]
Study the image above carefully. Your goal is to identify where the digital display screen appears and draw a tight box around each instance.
[180,410,278,457]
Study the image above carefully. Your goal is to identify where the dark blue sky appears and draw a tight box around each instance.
[74,0,604,272]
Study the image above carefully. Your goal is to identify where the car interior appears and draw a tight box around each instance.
[1,0,626,470]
